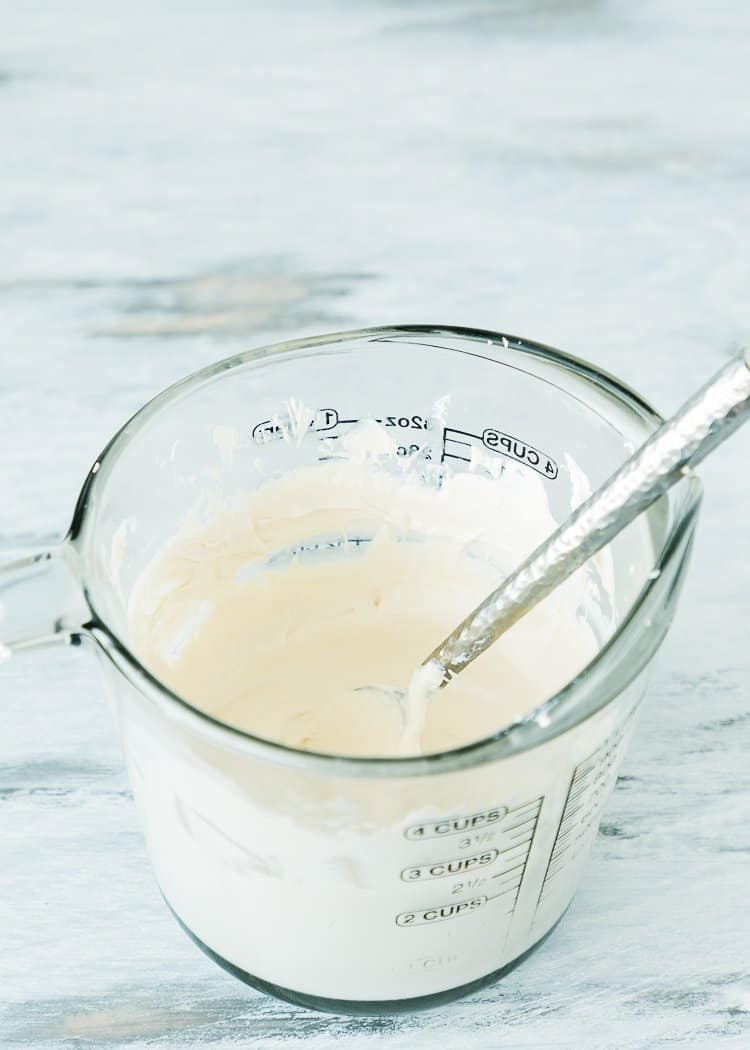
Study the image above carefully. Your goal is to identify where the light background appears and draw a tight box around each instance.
[1,2,749,1047]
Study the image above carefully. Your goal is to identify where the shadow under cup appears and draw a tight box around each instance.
[14,327,702,1013]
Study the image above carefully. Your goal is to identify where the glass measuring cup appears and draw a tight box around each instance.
[0,326,700,1013]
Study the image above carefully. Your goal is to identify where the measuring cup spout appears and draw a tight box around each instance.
[0,544,89,659]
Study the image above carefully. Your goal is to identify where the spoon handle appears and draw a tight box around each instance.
[428,348,750,683]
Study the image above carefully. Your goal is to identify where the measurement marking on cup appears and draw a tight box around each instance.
[404,806,508,841]
[401,849,499,883]
[489,862,525,883]
[495,841,532,859]
[396,896,487,927]
[250,404,556,478]
[505,816,539,835]
[506,798,542,819]
[536,718,634,907]
[398,799,544,928]
[404,797,542,843]
[252,406,432,444]
[442,427,558,480]
[490,880,523,898]
[565,783,594,806]
[396,872,533,928]
[251,407,347,443]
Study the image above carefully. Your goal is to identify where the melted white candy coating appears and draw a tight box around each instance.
[128,462,608,756]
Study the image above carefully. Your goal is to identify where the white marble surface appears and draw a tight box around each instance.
[1,2,749,1047]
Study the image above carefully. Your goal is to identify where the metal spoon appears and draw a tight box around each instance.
[425,346,750,687]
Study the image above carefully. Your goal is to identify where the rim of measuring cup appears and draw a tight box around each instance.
[72,325,702,778]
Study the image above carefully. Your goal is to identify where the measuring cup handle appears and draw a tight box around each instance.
[0,544,89,661]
